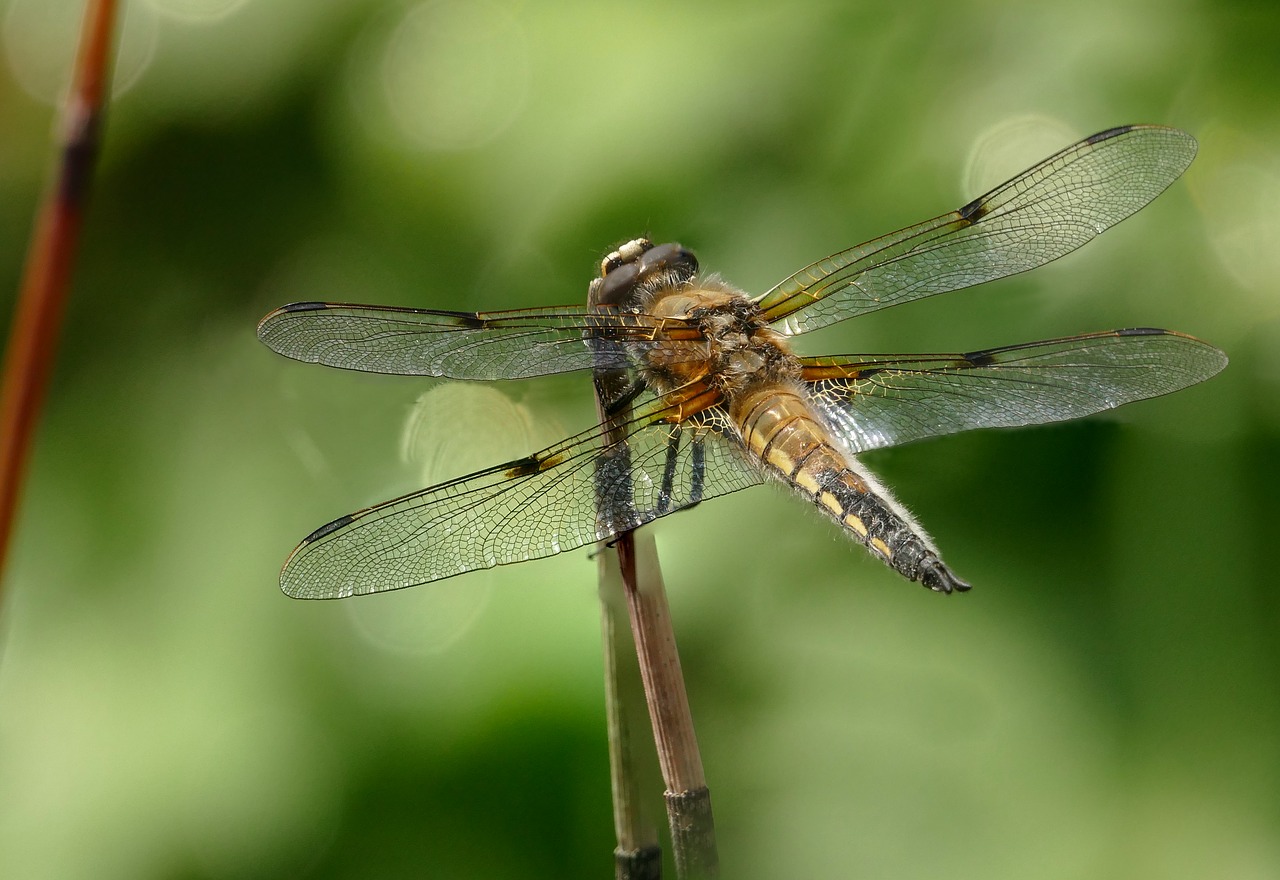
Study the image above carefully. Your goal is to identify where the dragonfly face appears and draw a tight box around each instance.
[258,124,1227,599]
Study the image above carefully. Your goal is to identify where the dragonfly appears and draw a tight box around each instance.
[258,124,1226,599]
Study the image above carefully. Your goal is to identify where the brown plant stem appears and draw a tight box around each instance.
[615,531,718,879]
[0,0,119,591]
[599,539,663,880]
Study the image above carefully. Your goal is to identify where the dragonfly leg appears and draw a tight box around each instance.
[655,428,681,516]
[639,427,703,522]
[689,433,705,507]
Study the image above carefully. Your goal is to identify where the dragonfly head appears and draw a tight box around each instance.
[590,239,699,307]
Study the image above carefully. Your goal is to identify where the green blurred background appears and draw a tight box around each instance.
[1,0,1277,877]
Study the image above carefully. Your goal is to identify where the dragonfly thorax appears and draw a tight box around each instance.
[591,239,800,397]
[645,280,800,398]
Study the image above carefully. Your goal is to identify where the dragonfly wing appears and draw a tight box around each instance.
[257,301,703,380]
[757,125,1198,334]
[802,329,1227,454]
[279,396,761,598]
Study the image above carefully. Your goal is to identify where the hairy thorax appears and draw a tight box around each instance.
[641,279,802,404]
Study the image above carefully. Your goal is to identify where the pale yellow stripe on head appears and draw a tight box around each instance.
[843,513,868,538]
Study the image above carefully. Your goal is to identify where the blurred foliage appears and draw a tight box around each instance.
[1,0,1278,878]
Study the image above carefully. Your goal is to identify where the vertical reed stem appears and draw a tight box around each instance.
[614,531,718,879]
[599,542,663,879]
[0,0,119,592]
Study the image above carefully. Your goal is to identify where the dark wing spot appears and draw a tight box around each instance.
[446,311,487,328]
[281,301,329,313]
[1085,125,1135,145]
[957,196,990,223]
[302,513,355,544]
[503,452,565,478]
[504,456,542,478]
[1116,326,1164,337]
[959,349,998,368]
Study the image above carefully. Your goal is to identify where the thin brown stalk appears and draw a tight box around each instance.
[0,0,119,591]
[599,540,663,880]
[614,531,718,879]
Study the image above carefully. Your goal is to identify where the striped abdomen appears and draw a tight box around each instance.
[730,385,971,593]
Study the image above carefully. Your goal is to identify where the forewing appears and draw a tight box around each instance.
[257,301,703,380]
[279,397,761,598]
[803,329,1227,454]
[757,125,1198,334]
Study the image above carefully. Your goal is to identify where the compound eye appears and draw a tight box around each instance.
[594,260,641,305]
[637,242,698,283]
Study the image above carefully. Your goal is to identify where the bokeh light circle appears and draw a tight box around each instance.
[3,0,158,104]
[377,0,530,152]
[962,114,1077,199]
[342,383,549,656]
[1188,127,1280,300]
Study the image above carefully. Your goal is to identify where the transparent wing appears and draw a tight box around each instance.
[801,329,1227,454]
[279,392,761,598]
[757,125,1198,334]
[257,301,705,380]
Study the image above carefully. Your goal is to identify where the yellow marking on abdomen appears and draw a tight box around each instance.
[870,537,892,559]
[762,446,796,482]
[843,513,868,538]
[818,491,844,517]
[792,467,822,495]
